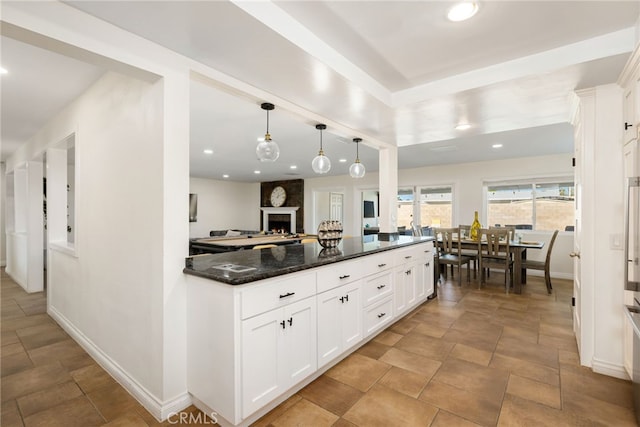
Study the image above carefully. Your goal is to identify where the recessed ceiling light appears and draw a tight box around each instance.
[0,67,8,74]
[203,149,213,155]
[290,165,297,169]
[447,2,478,22]
[455,123,471,131]
[254,170,261,174]
[492,144,503,148]
[222,174,229,178]
[339,158,347,163]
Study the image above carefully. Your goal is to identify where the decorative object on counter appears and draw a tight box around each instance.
[470,210,481,240]
[349,138,366,178]
[317,220,343,248]
[319,247,342,258]
[312,124,331,174]
[256,102,280,162]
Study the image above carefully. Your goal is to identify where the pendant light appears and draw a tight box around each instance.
[311,124,331,174]
[349,137,366,178]
[256,102,280,162]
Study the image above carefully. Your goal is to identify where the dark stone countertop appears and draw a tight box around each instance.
[184,235,434,285]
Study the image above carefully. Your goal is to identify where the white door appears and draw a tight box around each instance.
[572,110,583,353]
[330,192,343,223]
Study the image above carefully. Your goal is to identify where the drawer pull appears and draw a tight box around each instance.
[425,262,430,267]
[405,255,412,259]
[288,317,293,326]
[340,295,349,303]
[405,270,412,275]
[279,292,295,299]
[424,250,431,253]
[378,263,387,267]
[377,284,386,290]
[377,312,386,318]
[280,320,286,329]
[339,274,351,280]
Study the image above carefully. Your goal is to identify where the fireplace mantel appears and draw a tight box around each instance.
[261,207,299,233]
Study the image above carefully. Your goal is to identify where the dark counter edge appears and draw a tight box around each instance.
[183,236,435,286]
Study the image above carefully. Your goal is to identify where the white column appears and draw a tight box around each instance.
[378,146,398,237]
[26,160,44,293]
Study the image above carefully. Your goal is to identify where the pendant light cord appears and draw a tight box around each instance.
[320,128,323,151]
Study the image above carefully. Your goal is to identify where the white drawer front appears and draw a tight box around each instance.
[361,252,393,276]
[362,272,393,307]
[241,271,316,319]
[317,258,363,293]
[363,296,394,337]
[394,242,433,265]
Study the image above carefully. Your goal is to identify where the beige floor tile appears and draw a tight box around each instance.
[495,336,559,369]
[3,343,27,357]
[18,328,69,351]
[2,330,21,346]
[560,368,633,410]
[297,375,363,416]
[411,321,449,338]
[1,315,55,333]
[431,410,482,427]
[250,395,302,427]
[1,362,72,402]
[538,333,578,352]
[441,327,501,353]
[432,358,509,402]
[558,349,580,366]
[394,331,455,361]
[102,413,149,427]
[506,374,561,409]
[28,339,87,366]
[496,325,539,344]
[325,353,390,392]
[71,364,118,394]
[498,394,583,426]
[448,343,493,367]
[2,351,35,377]
[22,396,105,427]
[1,399,25,427]
[562,389,637,426]
[489,353,559,387]
[378,347,441,377]
[377,366,429,398]
[331,418,357,427]
[16,381,83,417]
[388,317,420,335]
[344,384,438,427]
[87,382,144,422]
[372,330,403,346]
[354,340,390,360]
[419,380,501,426]
[271,399,338,427]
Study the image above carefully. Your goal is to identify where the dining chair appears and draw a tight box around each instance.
[478,228,513,293]
[410,221,423,237]
[434,227,474,286]
[252,244,278,250]
[458,224,478,278]
[521,229,559,294]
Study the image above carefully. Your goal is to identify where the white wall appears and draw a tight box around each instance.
[188,177,260,238]
[1,162,6,267]
[305,153,574,278]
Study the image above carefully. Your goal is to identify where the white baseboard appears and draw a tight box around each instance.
[591,357,630,380]
[48,305,191,421]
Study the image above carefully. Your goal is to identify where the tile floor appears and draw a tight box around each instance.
[1,267,636,426]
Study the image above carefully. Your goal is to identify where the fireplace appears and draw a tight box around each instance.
[261,207,299,234]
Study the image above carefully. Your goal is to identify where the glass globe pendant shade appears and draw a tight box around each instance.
[256,102,279,162]
[256,133,280,162]
[349,160,366,178]
[312,150,331,174]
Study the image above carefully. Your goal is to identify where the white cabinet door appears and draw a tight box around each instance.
[242,297,316,418]
[395,264,417,315]
[317,281,362,368]
[282,298,317,385]
[624,83,635,144]
[242,308,282,418]
[394,267,407,314]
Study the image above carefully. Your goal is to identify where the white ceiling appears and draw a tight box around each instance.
[1,1,638,182]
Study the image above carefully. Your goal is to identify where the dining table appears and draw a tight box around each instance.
[457,238,545,294]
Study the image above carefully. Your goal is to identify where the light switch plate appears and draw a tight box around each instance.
[610,233,623,250]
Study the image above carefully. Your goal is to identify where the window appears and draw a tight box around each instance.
[486,179,574,231]
[419,186,452,228]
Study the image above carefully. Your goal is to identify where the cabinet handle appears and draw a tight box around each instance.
[340,295,349,303]
[378,263,387,267]
[280,320,286,329]
[288,317,293,326]
[377,284,386,290]
[405,270,411,275]
[339,275,351,280]
[279,292,295,299]
[377,312,386,318]
[626,122,634,130]
[405,255,412,259]
[425,262,430,267]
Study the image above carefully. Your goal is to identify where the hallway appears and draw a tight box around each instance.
[1,267,635,426]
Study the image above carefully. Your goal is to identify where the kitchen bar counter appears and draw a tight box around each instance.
[184,235,433,285]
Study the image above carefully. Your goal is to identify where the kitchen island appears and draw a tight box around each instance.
[184,235,434,427]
